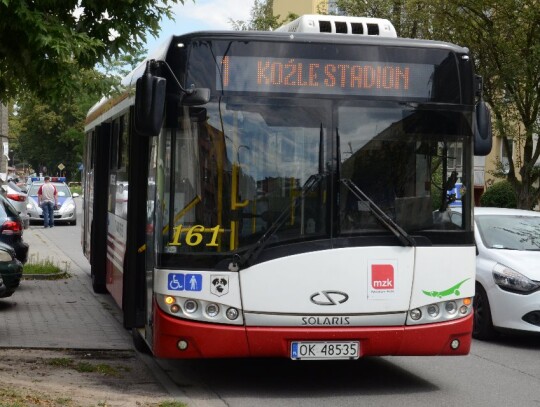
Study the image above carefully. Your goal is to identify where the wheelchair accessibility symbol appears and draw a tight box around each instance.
[167,273,202,292]
[168,274,185,291]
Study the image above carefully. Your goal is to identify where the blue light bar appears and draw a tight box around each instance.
[30,176,67,183]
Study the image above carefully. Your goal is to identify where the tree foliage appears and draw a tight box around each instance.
[433,0,540,210]
[0,0,183,102]
[9,51,144,180]
[336,0,540,209]
[336,0,442,39]
[480,180,517,208]
[10,74,98,180]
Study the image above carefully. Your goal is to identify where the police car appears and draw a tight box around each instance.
[26,177,79,225]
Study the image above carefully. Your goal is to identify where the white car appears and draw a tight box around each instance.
[451,207,540,339]
[2,180,30,229]
[26,180,79,225]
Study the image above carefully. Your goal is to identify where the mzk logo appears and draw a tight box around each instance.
[368,262,397,299]
[371,264,395,290]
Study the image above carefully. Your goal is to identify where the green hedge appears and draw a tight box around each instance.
[480,180,517,208]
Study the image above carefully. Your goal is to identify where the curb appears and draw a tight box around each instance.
[22,271,71,280]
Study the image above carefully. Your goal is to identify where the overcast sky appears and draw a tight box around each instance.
[144,0,254,51]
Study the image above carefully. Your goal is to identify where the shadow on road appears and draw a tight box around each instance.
[163,356,438,398]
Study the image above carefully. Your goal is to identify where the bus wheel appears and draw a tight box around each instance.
[132,328,151,354]
[91,269,107,294]
[473,283,496,340]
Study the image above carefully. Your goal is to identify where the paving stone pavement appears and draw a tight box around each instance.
[0,224,133,350]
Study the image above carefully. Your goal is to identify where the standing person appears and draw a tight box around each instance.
[38,176,58,228]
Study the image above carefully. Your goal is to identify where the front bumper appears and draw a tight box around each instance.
[151,304,473,359]
[489,286,540,333]
[28,208,76,223]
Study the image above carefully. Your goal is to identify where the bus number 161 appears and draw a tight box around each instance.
[169,225,223,247]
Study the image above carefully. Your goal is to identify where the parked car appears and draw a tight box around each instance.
[2,180,30,229]
[0,194,29,264]
[0,241,23,298]
[26,179,79,225]
[0,275,6,297]
[451,207,540,339]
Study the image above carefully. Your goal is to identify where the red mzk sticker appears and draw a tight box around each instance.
[371,264,395,290]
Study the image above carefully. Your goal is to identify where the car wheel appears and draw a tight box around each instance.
[473,283,497,340]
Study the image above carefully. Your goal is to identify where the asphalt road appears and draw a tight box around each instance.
[156,334,540,407]
[56,199,540,407]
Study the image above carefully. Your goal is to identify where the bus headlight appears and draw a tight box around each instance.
[226,307,239,320]
[184,299,198,313]
[427,304,440,318]
[445,301,457,314]
[407,298,473,325]
[206,303,220,318]
[156,294,243,325]
[410,309,422,320]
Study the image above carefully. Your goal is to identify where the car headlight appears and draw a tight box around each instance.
[492,263,540,294]
[62,203,75,211]
[0,249,14,262]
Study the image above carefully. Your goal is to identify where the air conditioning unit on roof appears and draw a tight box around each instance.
[275,14,397,38]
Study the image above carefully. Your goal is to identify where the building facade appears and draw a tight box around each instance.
[273,0,342,18]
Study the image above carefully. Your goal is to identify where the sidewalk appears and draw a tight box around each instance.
[0,220,192,404]
[0,225,132,349]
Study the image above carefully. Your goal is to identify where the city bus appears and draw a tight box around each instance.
[82,14,492,359]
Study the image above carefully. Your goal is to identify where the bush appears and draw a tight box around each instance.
[480,180,517,208]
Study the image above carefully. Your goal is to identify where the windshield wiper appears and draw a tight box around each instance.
[340,178,416,247]
[229,173,324,271]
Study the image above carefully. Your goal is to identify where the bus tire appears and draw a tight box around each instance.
[91,269,107,294]
[473,283,496,340]
[132,328,151,354]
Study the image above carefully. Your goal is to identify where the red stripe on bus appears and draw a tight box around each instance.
[151,304,472,359]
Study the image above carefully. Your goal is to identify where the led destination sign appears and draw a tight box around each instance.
[218,56,435,98]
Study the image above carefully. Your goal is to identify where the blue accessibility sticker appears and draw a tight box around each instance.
[168,273,185,291]
[167,273,202,292]
[185,274,202,291]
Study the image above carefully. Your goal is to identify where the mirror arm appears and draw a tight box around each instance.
[157,60,194,96]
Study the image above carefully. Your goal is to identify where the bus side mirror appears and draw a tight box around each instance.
[134,72,166,137]
[474,101,492,156]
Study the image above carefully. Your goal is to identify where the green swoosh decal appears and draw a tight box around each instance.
[422,278,470,298]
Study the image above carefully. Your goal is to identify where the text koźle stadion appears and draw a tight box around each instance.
[219,56,434,97]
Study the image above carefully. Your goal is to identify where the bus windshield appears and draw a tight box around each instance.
[152,97,471,263]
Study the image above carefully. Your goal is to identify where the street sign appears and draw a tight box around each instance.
[58,163,65,171]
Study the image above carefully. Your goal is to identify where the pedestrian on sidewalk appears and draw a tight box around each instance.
[38,176,58,228]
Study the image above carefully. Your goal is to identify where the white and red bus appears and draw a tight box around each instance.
[82,15,492,359]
